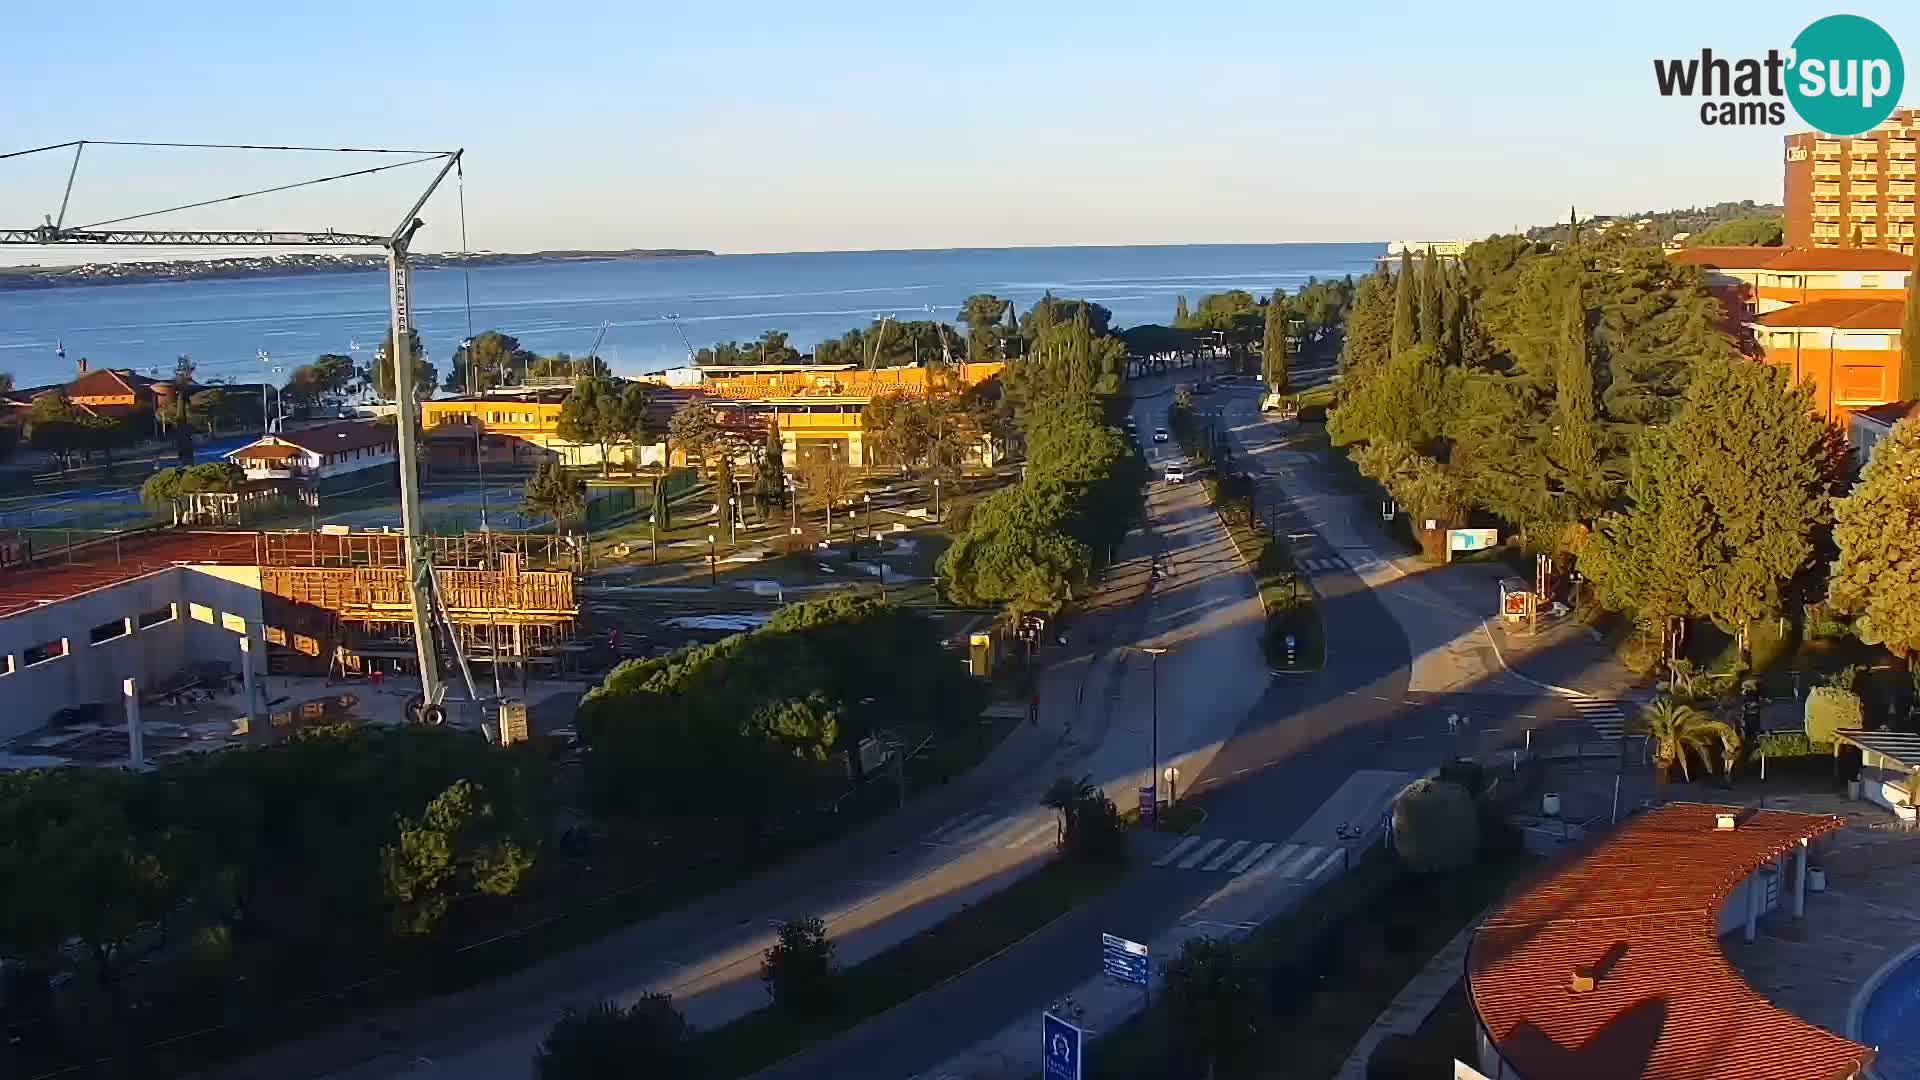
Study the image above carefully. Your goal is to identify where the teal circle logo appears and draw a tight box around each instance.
[1787,15,1904,136]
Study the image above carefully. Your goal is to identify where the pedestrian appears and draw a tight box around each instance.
[1029,690,1040,726]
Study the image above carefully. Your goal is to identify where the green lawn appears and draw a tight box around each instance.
[698,856,1126,1078]
[1206,479,1324,672]
[1088,850,1534,1080]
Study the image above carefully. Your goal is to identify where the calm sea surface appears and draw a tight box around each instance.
[0,243,1383,387]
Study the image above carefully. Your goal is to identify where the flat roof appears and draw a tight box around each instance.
[0,531,262,619]
[1469,802,1866,1080]
[1836,728,1920,769]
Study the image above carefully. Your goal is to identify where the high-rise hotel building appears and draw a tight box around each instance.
[1784,106,1920,254]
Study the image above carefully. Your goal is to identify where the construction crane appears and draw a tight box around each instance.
[1,140,478,727]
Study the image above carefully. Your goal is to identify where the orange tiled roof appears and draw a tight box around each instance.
[1759,247,1914,272]
[1753,297,1907,329]
[1667,246,1788,271]
[1468,803,1867,1080]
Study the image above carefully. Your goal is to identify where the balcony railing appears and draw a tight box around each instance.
[1890,181,1917,197]
[1813,202,1842,219]
[1891,139,1918,157]
[1814,163,1843,177]
[1851,184,1881,197]
[1815,182,1841,197]
[1852,140,1881,155]
[1893,163,1918,178]
[1815,140,1842,156]
[1851,165,1881,179]
[1888,204,1916,220]
[1849,204,1880,218]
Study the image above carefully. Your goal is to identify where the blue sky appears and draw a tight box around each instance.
[4,0,1917,255]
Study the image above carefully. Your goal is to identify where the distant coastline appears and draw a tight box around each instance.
[0,248,716,291]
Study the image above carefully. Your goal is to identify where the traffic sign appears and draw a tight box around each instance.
[1043,1011,1083,1080]
[1137,784,1156,825]
[1102,932,1150,986]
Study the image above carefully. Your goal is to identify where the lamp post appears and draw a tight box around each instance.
[785,475,798,537]
[863,492,872,559]
[1133,646,1169,817]
[728,496,738,545]
[707,533,717,587]
[648,511,658,564]
[932,477,940,520]
[257,349,272,435]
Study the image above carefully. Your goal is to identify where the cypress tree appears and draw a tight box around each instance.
[1438,263,1463,364]
[1262,288,1291,393]
[1904,242,1920,399]
[1390,249,1416,358]
[1551,281,1604,518]
[1418,247,1442,349]
[1174,295,1191,326]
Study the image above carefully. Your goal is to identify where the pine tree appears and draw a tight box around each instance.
[1262,288,1291,394]
[1340,266,1395,374]
[1904,242,1920,399]
[1418,247,1442,350]
[1587,359,1829,647]
[1174,295,1191,326]
[1550,281,1604,518]
[1828,417,1920,659]
[757,423,787,512]
[1390,249,1416,358]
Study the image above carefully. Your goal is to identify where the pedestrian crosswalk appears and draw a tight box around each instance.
[921,810,1059,852]
[1297,556,1348,574]
[1150,836,1347,881]
[1568,696,1630,741]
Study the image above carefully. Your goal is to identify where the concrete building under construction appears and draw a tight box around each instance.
[0,528,580,742]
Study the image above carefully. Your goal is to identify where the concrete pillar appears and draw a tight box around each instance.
[1745,872,1761,942]
[239,634,260,728]
[1793,839,1809,919]
[124,677,144,769]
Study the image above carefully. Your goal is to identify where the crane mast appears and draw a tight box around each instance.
[1,143,475,723]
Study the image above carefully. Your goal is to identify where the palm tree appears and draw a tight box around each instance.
[1042,775,1095,848]
[1636,696,1742,788]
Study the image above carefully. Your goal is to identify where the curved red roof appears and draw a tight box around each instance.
[1469,803,1869,1080]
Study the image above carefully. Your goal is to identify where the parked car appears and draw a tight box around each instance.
[1165,463,1188,483]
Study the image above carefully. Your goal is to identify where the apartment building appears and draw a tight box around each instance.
[1784,106,1920,253]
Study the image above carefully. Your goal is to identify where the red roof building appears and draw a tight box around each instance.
[1468,803,1869,1080]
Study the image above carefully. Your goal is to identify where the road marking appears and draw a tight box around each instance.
[1177,838,1227,869]
[1201,840,1251,872]
[1008,822,1056,849]
[1228,841,1276,873]
[1249,843,1301,875]
[1306,847,1348,880]
[1278,844,1327,878]
[1233,767,1250,775]
[1153,835,1204,867]
[923,811,995,844]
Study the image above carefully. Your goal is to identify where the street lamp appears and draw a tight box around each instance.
[728,496,738,545]
[1134,646,1169,821]
[863,492,872,559]
[932,477,940,520]
[785,475,798,537]
[707,533,717,587]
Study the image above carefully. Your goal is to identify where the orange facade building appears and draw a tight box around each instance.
[1784,106,1920,254]
[1670,246,1911,422]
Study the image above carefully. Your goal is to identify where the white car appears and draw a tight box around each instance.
[1153,429,1169,443]
[1165,463,1187,483]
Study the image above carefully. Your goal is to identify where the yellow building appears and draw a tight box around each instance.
[421,363,1006,471]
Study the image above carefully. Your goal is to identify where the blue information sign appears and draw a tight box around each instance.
[1043,1011,1083,1080]
[1101,932,1150,986]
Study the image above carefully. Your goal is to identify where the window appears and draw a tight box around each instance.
[1838,365,1885,402]
[89,617,131,646]
[1841,333,1892,350]
[137,604,176,629]
[23,639,68,667]
[1861,274,1883,289]
[190,603,214,623]
[0,655,14,677]
[221,612,247,634]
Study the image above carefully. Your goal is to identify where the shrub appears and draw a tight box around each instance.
[1805,685,1865,745]
[534,995,696,1080]
[1826,664,1865,693]
[761,917,836,1016]
[1165,937,1258,1070]
[1755,731,1831,759]
[1390,778,1479,873]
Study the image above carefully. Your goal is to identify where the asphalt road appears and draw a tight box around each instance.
[756,373,1606,1080]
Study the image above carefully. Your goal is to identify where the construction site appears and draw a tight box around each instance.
[0,526,584,751]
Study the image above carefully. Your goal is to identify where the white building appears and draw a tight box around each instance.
[226,420,401,498]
